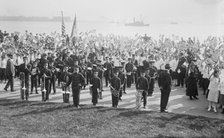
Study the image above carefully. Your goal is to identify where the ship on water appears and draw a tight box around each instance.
[125,18,149,27]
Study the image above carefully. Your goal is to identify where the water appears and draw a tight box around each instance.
[0,21,223,41]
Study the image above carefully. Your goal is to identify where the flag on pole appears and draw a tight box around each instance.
[71,15,77,38]
[61,11,66,46]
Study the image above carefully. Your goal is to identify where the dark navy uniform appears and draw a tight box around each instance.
[90,73,101,105]
[66,70,85,107]
[136,73,149,108]
[110,71,121,108]
[19,61,32,100]
[40,66,52,101]
[158,64,172,112]
[125,60,134,88]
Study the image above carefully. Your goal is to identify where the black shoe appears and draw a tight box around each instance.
[190,96,193,100]
[193,96,198,100]
[4,88,7,91]
[119,98,122,101]
[123,92,127,94]
[160,110,168,113]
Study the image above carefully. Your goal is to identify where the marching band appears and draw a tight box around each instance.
[1,47,223,114]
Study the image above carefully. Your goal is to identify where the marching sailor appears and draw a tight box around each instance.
[110,67,121,108]
[136,66,149,109]
[66,65,85,108]
[90,69,101,106]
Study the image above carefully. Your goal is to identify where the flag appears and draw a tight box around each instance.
[61,11,66,46]
[70,15,77,38]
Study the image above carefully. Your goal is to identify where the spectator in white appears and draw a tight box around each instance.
[207,70,220,113]
[0,54,7,83]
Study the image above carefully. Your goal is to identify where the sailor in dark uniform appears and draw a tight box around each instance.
[90,69,101,105]
[136,66,149,108]
[118,66,126,101]
[110,67,121,108]
[66,65,85,107]
[48,61,57,94]
[158,64,172,112]
[40,62,52,101]
[104,57,113,87]
[125,58,134,88]
[19,56,32,100]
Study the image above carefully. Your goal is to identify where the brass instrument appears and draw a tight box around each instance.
[20,72,26,100]
[42,74,46,101]
[136,90,144,109]
[62,74,70,103]
[109,84,120,98]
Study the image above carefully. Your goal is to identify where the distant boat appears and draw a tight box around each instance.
[170,21,178,25]
[125,18,149,27]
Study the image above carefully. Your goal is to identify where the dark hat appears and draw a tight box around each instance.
[165,64,171,69]
[139,66,145,73]
[113,67,119,74]
[42,53,47,57]
[93,69,99,73]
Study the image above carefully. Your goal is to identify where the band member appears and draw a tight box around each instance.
[49,61,57,94]
[96,60,104,99]
[66,65,85,108]
[158,64,172,113]
[136,67,149,109]
[132,54,139,84]
[104,57,113,87]
[19,56,32,100]
[148,60,157,96]
[118,66,126,101]
[40,62,52,101]
[55,55,64,86]
[61,65,70,91]
[86,58,93,85]
[4,53,15,92]
[125,58,134,88]
[145,68,151,97]
[90,70,101,105]
[110,68,121,108]
[79,58,87,89]
[30,60,39,94]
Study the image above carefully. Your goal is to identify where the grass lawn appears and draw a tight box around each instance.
[0,99,223,138]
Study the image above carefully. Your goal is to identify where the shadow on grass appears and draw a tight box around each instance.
[12,104,72,117]
[116,110,154,117]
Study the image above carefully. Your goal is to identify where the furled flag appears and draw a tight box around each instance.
[61,11,66,46]
[70,15,77,38]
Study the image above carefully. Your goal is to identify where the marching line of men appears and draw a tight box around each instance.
[2,51,166,109]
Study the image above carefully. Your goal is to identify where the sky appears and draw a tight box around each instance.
[0,0,223,24]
